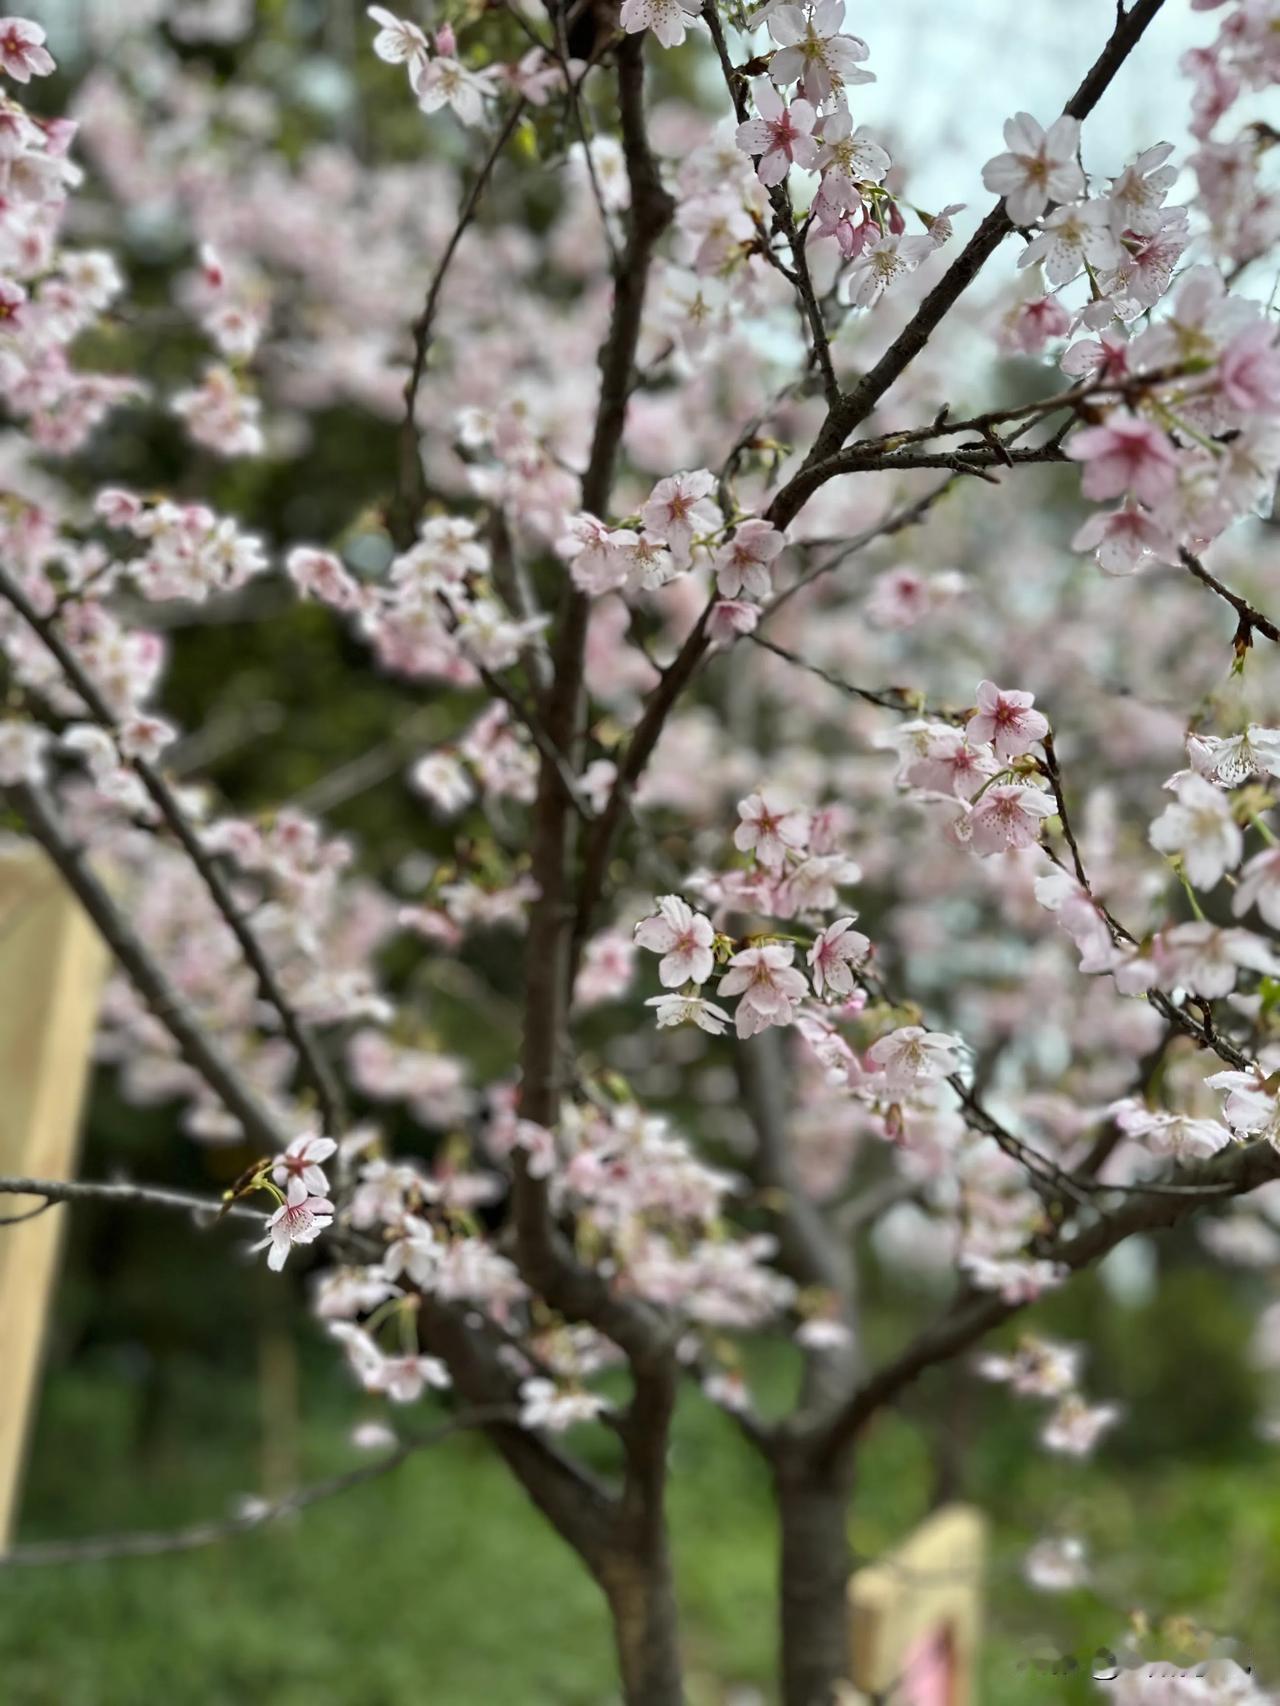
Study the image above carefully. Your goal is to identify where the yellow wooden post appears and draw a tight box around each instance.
[847,1504,988,1705]
[0,845,107,1549]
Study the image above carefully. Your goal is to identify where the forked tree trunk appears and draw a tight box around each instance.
[599,1532,686,1706]
[773,1443,857,1706]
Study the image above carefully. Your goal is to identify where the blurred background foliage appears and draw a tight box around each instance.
[2,1,1279,1701]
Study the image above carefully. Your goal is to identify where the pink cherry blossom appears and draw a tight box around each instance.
[271,1132,338,1196]
[981,112,1083,225]
[0,17,53,82]
[634,894,716,987]
[254,1178,335,1272]
[866,1026,961,1095]
[734,80,819,188]
[967,680,1049,759]
[734,790,810,869]
[964,785,1055,856]
[1066,410,1181,506]
[807,917,870,998]
[1148,772,1242,889]
[639,469,720,565]
[718,942,808,1037]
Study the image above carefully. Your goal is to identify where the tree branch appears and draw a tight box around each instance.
[807,1132,1280,1465]
[0,563,345,1138]
[0,1174,264,1225]
[4,780,291,1153]
[1179,547,1280,648]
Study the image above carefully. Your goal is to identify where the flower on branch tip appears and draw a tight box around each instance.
[271,1132,338,1197]
[0,17,54,82]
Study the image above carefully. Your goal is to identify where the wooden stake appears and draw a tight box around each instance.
[0,846,107,1548]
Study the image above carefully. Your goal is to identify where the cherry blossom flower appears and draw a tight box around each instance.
[1233,848,1280,930]
[1108,141,1177,235]
[967,680,1049,759]
[980,112,1083,225]
[1071,502,1179,576]
[734,790,810,868]
[635,894,716,987]
[963,784,1055,856]
[1110,1096,1232,1160]
[1017,199,1122,286]
[904,726,997,798]
[734,80,819,188]
[718,942,808,1037]
[640,469,720,565]
[272,1133,338,1197]
[645,994,734,1035]
[618,0,702,46]
[367,7,429,72]
[1148,772,1242,888]
[975,1333,1079,1397]
[808,917,870,998]
[707,599,761,645]
[412,55,497,127]
[1040,1395,1120,1457]
[1216,319,1280,415]
[1189,725,1280,788]
[330,1324,451,1402]
[866,1026,961,1095]
[1150,921,1278,998]
[1207,1069,1280,1147]
[813,108,890,188]
[519,1378,610,1431]
[714,519,784,601]
[1067,411,1181,506]
[766,1,874,107]
[0,17,54,82]
[843,231,934,309]
[254,1178,335,1271]
[0,718,49,785]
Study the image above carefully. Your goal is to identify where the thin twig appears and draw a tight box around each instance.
[0,1174,265,1225]
[0,1408,518,1568]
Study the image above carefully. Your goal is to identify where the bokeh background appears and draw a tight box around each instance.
[2,2,1278,1702]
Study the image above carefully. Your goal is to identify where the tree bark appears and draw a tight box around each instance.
[773,1444,856,1706]
[599,1534,686,1706]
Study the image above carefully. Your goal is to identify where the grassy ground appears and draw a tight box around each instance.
[3,1326,1278,1706]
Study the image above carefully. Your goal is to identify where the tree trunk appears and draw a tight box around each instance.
[774,1445,856,1706]
[599,1535,686,1706]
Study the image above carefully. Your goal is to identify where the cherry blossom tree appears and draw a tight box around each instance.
[1,1,1279,1701]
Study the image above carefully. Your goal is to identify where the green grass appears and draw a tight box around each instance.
[3,1332,1279,1706]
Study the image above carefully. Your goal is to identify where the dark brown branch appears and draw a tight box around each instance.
[4,781,291,1153]
[0,563,345,1138]
[1180,547,1280,648]
[765,0,1170,530]
[514,35,676,1371]
[809,1132,1280,1465]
